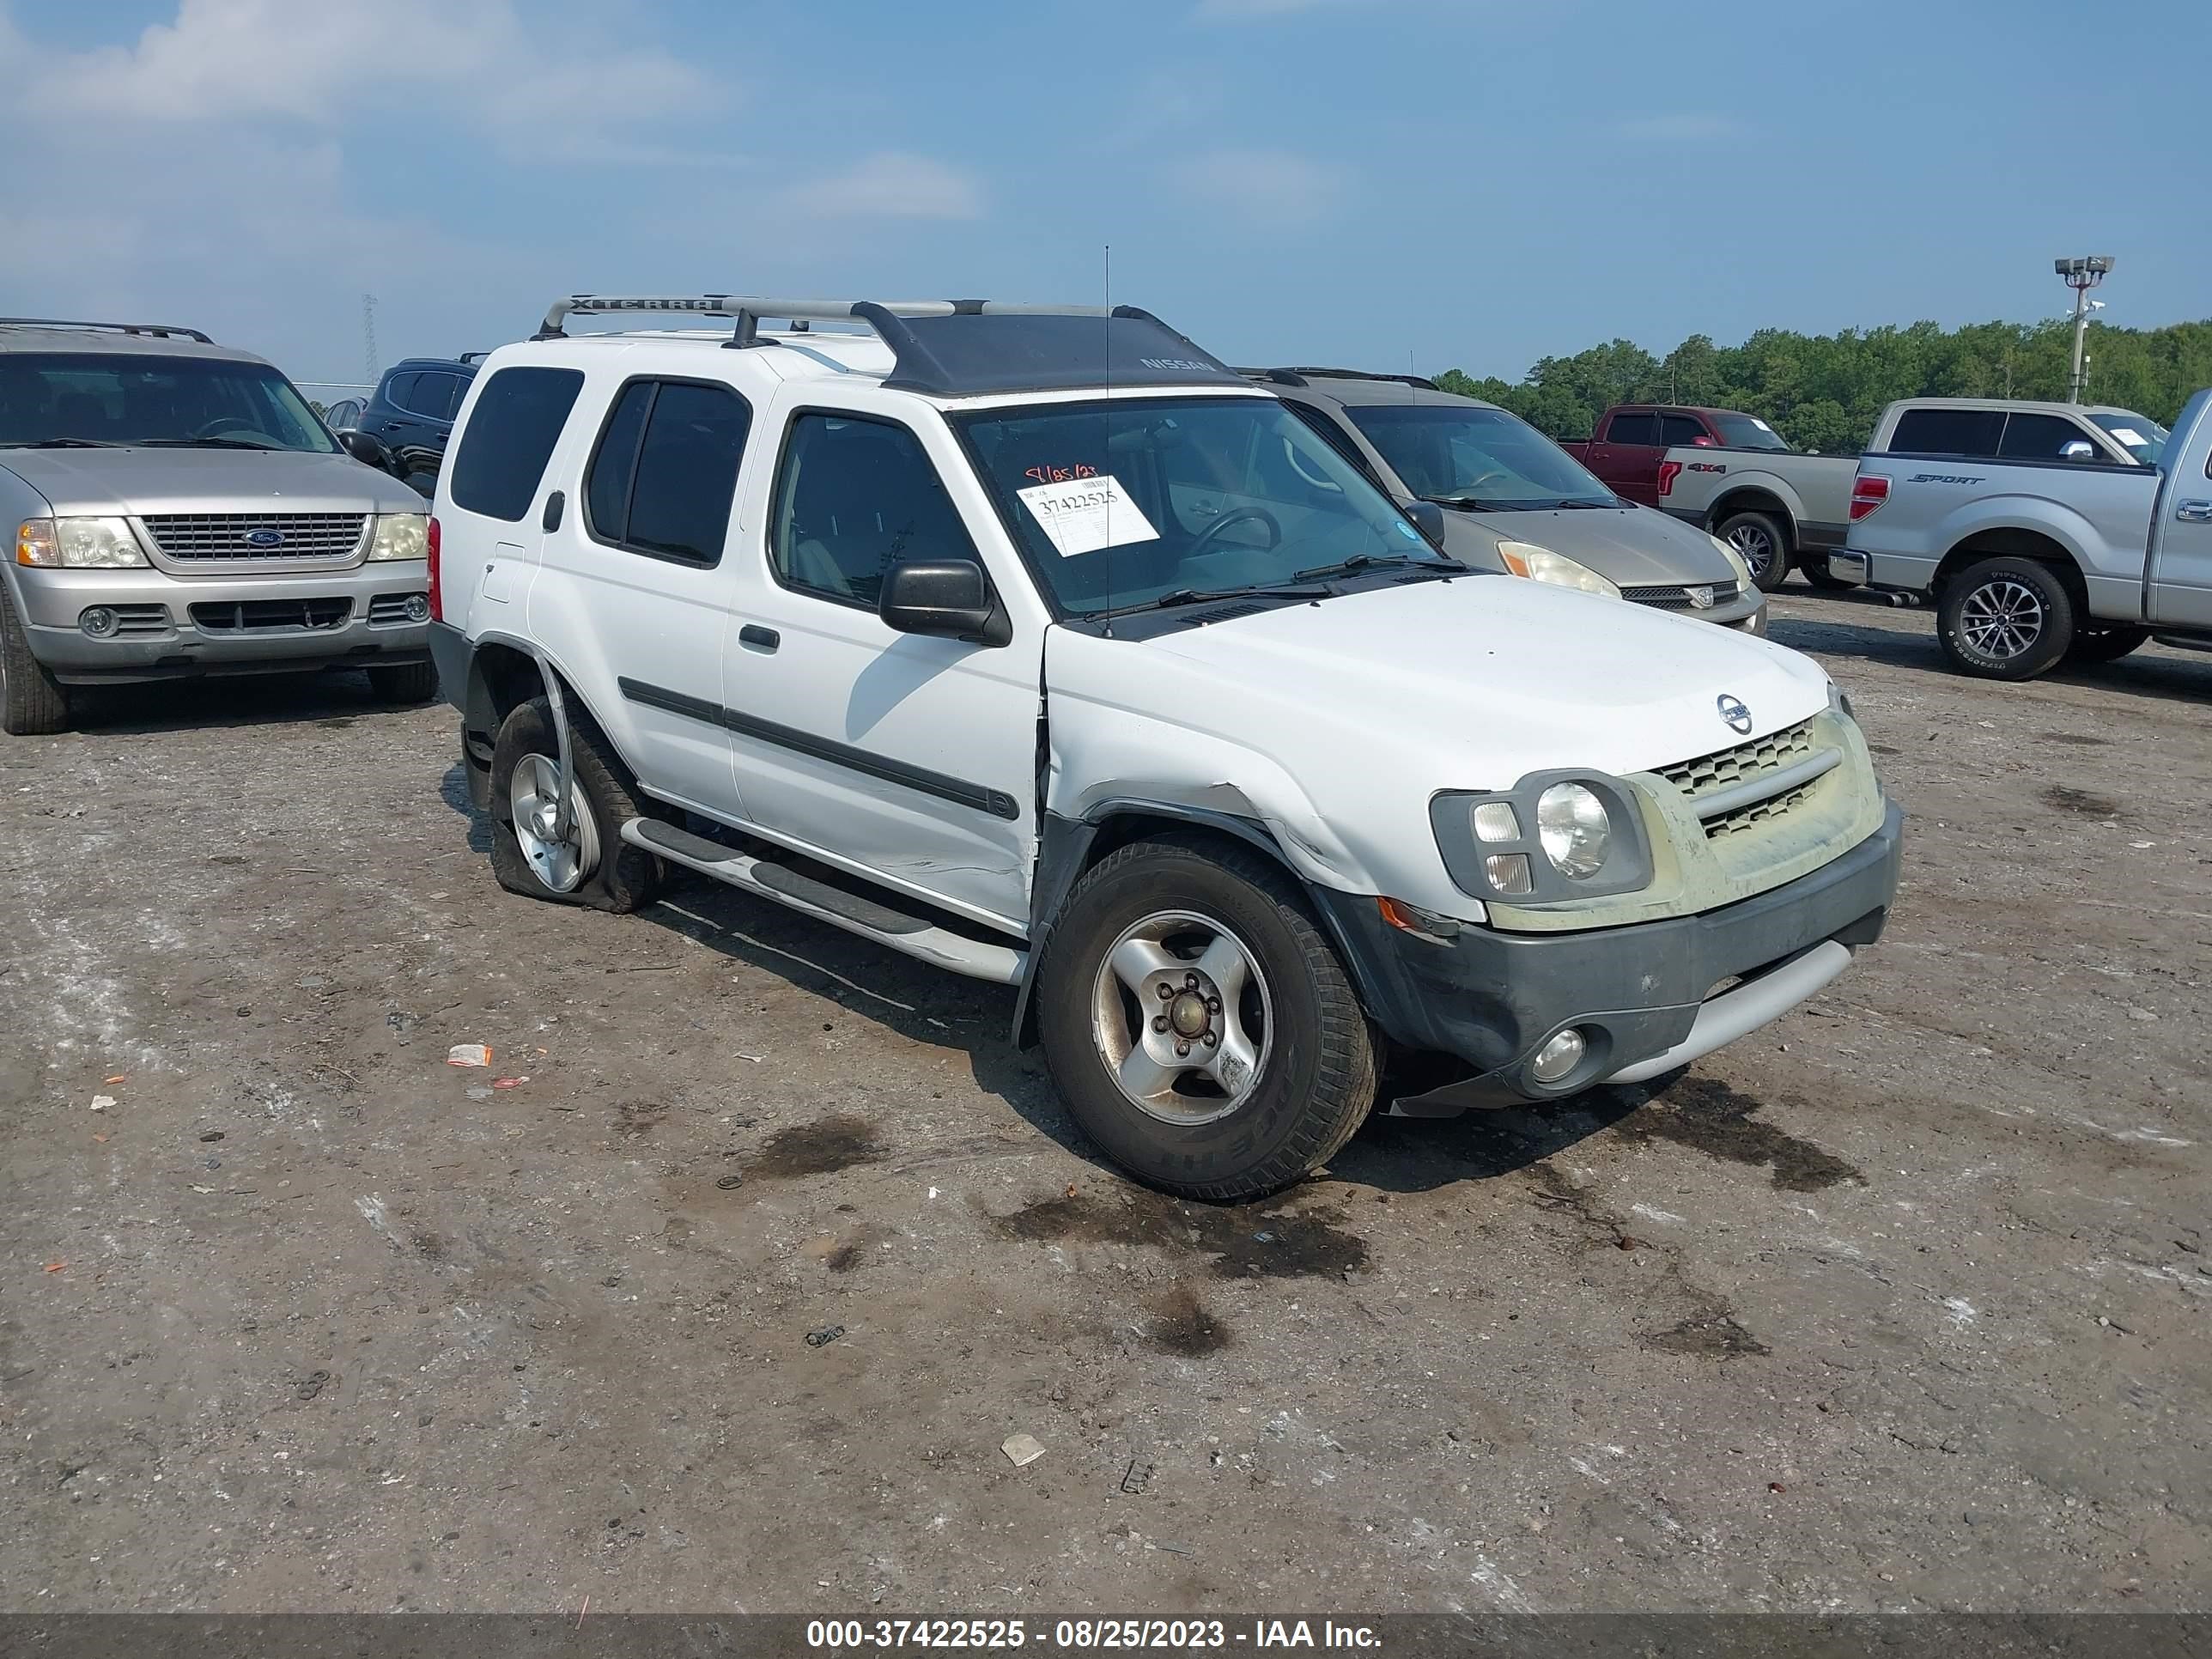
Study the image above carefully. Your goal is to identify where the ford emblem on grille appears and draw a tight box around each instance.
[1686,584,1716,610]
[1717,693,1753,734]
[241,528,286,549]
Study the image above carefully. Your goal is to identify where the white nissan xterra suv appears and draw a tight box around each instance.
[428,295,1902,1200]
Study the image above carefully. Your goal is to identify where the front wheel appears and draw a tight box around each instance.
[488,696,664,913]
[0,580,72,736]
[1936,556,2077,680]
[1034,834,1377,1201]
[1716,510,1791,592]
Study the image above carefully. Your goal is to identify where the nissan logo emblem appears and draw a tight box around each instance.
[1717,694,1753,735]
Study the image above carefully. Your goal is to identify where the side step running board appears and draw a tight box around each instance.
[620,817,1027,985]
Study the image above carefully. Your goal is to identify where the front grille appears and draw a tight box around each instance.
[1705,783,1815,839]
[189,598,352,634]
[1622,580,1742,613]
[1660,719,1816,801]
[141,513,368,562]
[107,604,171,635]
[367,592,428,626]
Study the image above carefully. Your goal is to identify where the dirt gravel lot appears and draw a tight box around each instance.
[2,591,2208,1616]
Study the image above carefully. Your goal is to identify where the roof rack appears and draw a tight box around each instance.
[531,295,1244,399]
[457,350,492,365]
[1241,366,1439,392]
[0,316,214,344]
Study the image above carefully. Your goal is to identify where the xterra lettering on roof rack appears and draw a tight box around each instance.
[529,295,1244,400]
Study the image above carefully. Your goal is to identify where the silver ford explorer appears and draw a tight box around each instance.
[1,318,435,734]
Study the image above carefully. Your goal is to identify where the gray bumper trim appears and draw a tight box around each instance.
[1605,939,1853,1084]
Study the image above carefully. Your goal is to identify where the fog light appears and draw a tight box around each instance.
[79,606,120,639]
[404,594,431,623]
[1529,1027,1587,1084]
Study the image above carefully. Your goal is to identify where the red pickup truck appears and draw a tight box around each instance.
[1560,404,1790,506]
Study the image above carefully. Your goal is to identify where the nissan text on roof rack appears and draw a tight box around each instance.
[427,294,1903,1200]
[1,316,435,734]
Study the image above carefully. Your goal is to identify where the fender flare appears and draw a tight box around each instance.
[1007,798,1375,1049]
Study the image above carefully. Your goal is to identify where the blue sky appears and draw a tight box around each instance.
[2,0,2203,392]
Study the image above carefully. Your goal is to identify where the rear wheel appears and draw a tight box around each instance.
[1034,834,1376,1201]
[2065,624,2150,665]
[488,696,663,913]
[368,661,439,703]
[1936,556,2076,680]
[0,581,72,736]
[1717,510,1790,592]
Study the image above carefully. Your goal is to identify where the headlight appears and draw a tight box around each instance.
[1536,782,1611,879]
[15,517,149,568]
[1709,532,1755,590]
[1429,772,1652,903]
[1496,541,1621,599]
[368,513,428,562]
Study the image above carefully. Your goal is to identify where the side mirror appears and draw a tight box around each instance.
[339,428,394,471]
[1403,500,1448,548]
[878,558,1008,647]
[2058,439,2096,462]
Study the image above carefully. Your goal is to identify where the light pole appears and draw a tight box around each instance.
[2054,256,2112,404]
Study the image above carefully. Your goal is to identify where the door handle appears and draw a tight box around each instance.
[542,489,565,532]
[2178,500,2212,523]
[738,624,780,652]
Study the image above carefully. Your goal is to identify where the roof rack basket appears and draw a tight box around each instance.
[530,295,1242,399]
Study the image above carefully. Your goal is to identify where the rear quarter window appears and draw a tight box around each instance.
[1888,408,2004,457]
[446,367,586,523]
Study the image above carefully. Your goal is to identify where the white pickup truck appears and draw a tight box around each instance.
[428,293,1901,1200]
[1835,394,2209,679]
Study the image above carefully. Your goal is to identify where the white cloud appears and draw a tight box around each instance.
[1614,113,1744,141]
[23,0,706,153]
[783,153,986,222]
[1173,148,1350,228]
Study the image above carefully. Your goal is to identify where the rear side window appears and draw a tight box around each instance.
[1998,412,2097,461]
[1657,414,1707,447]
[1889,408,2004,457]
[447,367,585,522]
[584,379,752,566]
[770,412,979,606]
[1605,412,1660,446]
[380,371,418,413]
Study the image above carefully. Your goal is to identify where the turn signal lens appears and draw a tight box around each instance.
[15,519,57,566]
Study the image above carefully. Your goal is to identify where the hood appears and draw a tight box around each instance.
[1446,501,1734,586]
[1133,574,1825,781]
[0,446,424,517]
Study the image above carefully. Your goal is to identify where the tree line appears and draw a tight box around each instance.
[1434,317,2212,455]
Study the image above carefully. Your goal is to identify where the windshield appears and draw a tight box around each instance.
[954,396,1450,616]
[2089,411,2167,466]
[0,353,337,453]
[1711,413,1791,452]
[1343,404,1617,509]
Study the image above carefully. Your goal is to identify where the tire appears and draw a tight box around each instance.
[487,696,663,913]
[1936,556,2077,681]
[0,580,72,736]
[368,661,439,703]
[2065,625,2150,665]
[1716,510,1791,592]
[1797,551,1855,591]
[1033,832,1377,1202]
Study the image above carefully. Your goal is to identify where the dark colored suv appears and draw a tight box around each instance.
[342,354,486,496]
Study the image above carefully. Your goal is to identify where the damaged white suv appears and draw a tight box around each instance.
[429,295,1901,1200]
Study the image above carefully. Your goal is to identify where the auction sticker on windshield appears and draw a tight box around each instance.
[1016,474,1160,557]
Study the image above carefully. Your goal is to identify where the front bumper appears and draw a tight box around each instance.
[1317,801,1903,1113]
[13,562,430,684]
